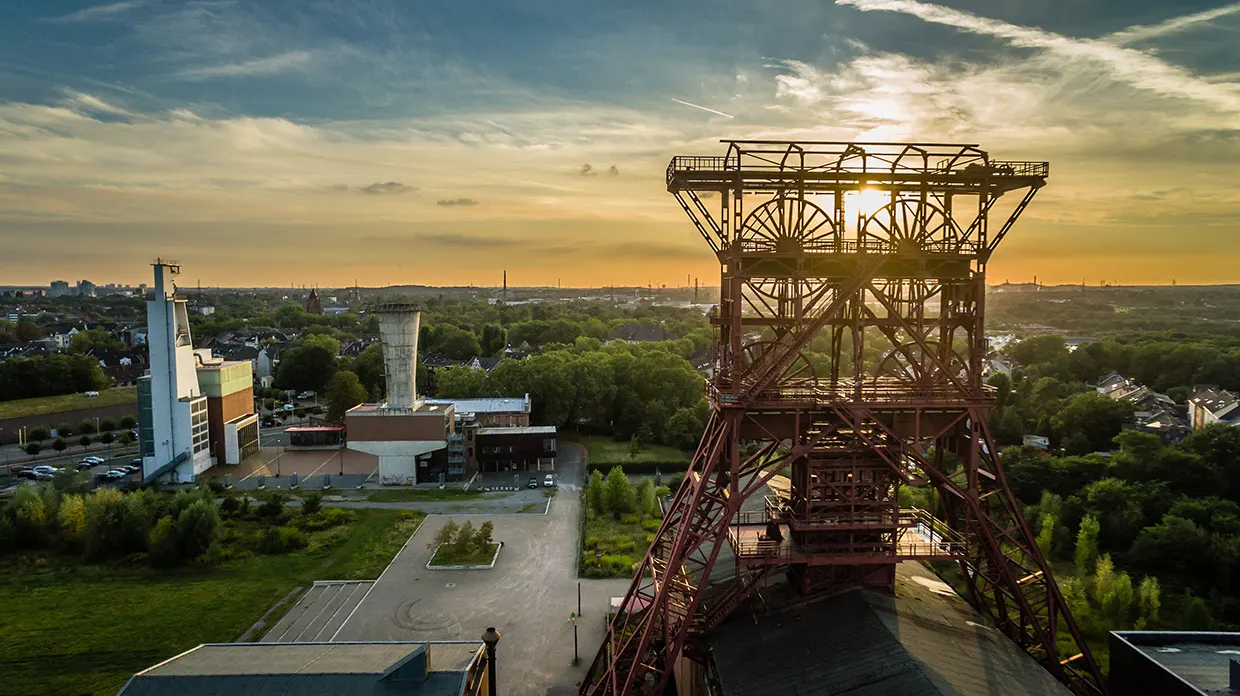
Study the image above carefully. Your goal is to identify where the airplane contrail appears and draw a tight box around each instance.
[671,98,734,119]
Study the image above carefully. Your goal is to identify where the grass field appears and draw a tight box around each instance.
[574,435,690,465]
[0,508,424,696]
[0,388,137,420]
[366,489,492,503]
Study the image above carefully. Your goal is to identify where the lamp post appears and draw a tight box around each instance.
[481,627,500,696]
[570,613,579,664]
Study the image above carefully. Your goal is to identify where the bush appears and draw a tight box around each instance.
[58,423,75,437]
[645,533,655,543]
[254,525,307,554]
[587,461,690,475]
[79,435,91,449]
[28,426,49,441]
[148,516,181,568]
[667,473,685,494]
[0,515,16,554]
[654,486,670,498]
[119,415,137,430]
[605,466,634,519]
[100,432,115,446]
[78,420,96,435]
[53,437,67,453]
[641,519,661,532]
[220,497,241,516]
[602,554,635,573]
[24,443,40,456]
[83,488,128,558]
[301,492,323,515]
[620,514,640,525]
[296,507,355,531]
[584,535,600,550]
[613,536,636,553]
[259,492,286,518]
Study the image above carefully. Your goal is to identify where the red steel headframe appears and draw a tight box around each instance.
[579,141,1106,696]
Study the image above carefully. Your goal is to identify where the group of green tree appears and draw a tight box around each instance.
[20,415,137,456]
[985,333,1240,453]
[0,477,355,569]
[581,468,667,578]
[999,423,1240,631]
[0,318,43,344]
[426,520,496,565]
[989,285,1240,336]
[0,353,110,401]
[436,341,708,445]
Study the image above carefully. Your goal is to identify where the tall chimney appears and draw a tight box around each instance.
[374,303,421,408]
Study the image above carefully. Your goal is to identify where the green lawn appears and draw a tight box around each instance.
[428,542,501,567]
[0,388,137,420]
[575,435,690,465]
[366,489,491,503]
[0,508,424,696]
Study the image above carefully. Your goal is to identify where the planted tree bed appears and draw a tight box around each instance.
[428,542,502,568]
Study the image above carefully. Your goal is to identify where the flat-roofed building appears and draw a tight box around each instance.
[115,641,489,696]
[476,425,557,472]
[345,402,456,485]
[1110,631,1240,696]
[195,351,258,465]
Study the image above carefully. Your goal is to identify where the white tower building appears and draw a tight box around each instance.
[143,260,212,482]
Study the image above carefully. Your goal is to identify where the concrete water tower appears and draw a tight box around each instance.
[373,303,422,408]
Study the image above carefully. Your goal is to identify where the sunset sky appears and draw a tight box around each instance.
[2,0,1239,288]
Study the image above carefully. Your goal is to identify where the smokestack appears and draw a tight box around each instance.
[374,303,421,408]
[503,270,507,300]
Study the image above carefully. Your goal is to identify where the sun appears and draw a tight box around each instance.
[847,188,890,219]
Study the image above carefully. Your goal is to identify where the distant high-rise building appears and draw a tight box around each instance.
[76,279,96,297]
[49,280,70,297]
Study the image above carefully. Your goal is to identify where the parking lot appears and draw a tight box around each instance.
[200,446,378,490]
[327,446,631,696]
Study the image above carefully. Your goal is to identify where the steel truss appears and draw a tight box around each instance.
[580,141,1105,696]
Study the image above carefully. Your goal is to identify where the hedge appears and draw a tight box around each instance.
[584,461,690,475]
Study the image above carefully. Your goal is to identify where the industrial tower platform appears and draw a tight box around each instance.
[580,141,1105,696]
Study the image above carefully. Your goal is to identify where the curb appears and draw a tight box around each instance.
[425,541,504,570]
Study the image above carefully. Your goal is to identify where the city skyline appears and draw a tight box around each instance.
[3,0,1240,286]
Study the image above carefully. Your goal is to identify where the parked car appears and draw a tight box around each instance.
[527,477,538,489]
[122,465,141,474]
[76,461,94,471]
[131,458,143,466]
[83,456,104,465]
[32,465,62,476]
[84,391,99,397]
[95,471,124,483]
[16,470,37,480]
[297,391,315,400]
[282,403,296,412]
[543,474,555,487]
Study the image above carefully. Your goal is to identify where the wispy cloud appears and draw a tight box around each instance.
[437,198,480,207]
[47,0,145,23]
[359,182,414,195]
[175,51,319,80]
[834,0,1240,115]
[1106,2,1240,44]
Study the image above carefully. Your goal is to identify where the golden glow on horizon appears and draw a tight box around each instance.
[847,188,891,219]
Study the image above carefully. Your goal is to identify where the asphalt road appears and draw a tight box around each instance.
[331,444,631,696]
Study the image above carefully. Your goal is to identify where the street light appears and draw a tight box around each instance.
[481,627,500,696]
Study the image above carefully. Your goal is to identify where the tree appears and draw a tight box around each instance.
[119,431,134,447]
[15,319,41,342]
[435,366,487,398]
[453,520,477,555]
[1036,513,1057,558]
[476,521,494,548]
[480,323,507,357]
[100,432,115,449]
[1184,594,1213,630]
[986,372,1012,408]
[352,344,385,396]
[99,418,116,432]
[24,443,40,456]
[301,492,322,515]
[53,437,67,453]
[78,419,97,435]
[605,466,634,519]
[664,406,706,450]
[175,499,220,560]
[587,470,605,516]
[68,328,124,353]
[635,478,657,518]
[148,516,181,568]
[79,434,92,450]
[628,436,641,460]
[28,426,48,441]
[275,334,339,393]
[1128,516,1216,592]
[1052,392,1133,452]
[1074,514,1100,576]
[430,520,460,549]
[1009,335,1068,367]
[119,415,137,430]
[58,494,88,548]
[325,371,368,424]
[433,325,483,361]
[1137,576,1161,626]
[57,422,74,437]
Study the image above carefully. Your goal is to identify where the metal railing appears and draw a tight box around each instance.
[668,154,1048,180]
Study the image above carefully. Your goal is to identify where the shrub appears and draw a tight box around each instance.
[59,423,75,436]
[207,480,227,495]
[0,515,16,554]
[667,473,685,494]
[301,492,323,515]
[602,554,635,573]
[641,519,661,532]
[584,535,600,550]
[613,536,636,553]
[307,525,352,552]
[431,520,460,549]
[654,486,670,498]
[477,521,494,547]
[29,426,49,441]
[636,478,656,518]
[100,418,117,432]
[12,486,48,548]
[78,420,96,435]
[259,492,286,518]
[297,507,355,531]
[453,521,478,554]
[58,494,88,548]
[100,432,115,446]
[586,470,605,516]
[24,443,40,456]
[645,533,656,543]
[620,514,640,525]
[605,466,634,519]
[53,437,67,453]
[220,497,240,516]
[255,526,306,554]
[119,415,137,430]
[148,516,181,568]
[79,435,91,449]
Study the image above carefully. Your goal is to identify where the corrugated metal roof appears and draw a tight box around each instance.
[424,396,529,415]
[476,426,556,436]
[709,563,1071,696]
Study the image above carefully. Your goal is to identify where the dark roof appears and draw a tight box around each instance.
[709,562,1070,696]
[468,356,502,371]
[607,323,668,342]
[117,642,481,696]
[1112,632,1240,695]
